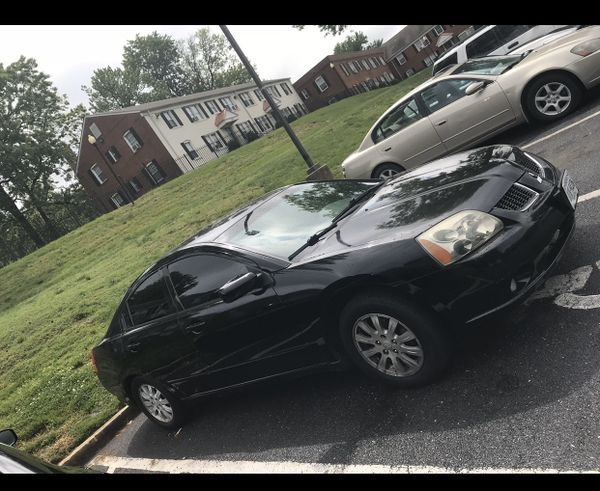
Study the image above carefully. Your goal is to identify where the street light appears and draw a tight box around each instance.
[87,134,135,205]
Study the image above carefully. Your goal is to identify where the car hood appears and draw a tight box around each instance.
[297,146,526,262]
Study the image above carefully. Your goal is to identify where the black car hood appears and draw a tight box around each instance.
[297,146,525,262]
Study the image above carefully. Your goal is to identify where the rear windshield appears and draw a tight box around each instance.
[452,55,523,75]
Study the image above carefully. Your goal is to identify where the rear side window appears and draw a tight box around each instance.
[493,25,530,45]
[127,270,175,326]
[432,52,458,75]
[465,30,499,58]
[372,98,423,144]
[168,254,250,309]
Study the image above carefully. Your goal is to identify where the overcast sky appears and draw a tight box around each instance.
[0,25,404,108]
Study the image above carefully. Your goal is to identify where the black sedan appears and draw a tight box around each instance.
[92,145,577,429]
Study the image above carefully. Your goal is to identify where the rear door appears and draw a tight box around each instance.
[418,78,516,153]
[371,96,447,168]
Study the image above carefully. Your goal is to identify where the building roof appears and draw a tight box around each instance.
[382,25,435,61]
[91,78,292,117]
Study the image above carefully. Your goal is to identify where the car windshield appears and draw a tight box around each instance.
[217,181,378,260]
[452,55,524,75]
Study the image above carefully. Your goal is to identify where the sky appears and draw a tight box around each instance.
[0,25,404,108]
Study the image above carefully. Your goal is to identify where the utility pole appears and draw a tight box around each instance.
[219,25,333,180]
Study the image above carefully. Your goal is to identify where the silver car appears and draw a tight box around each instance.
[342,25,600,180]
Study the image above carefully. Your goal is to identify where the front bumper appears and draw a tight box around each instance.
[414,170,576,324]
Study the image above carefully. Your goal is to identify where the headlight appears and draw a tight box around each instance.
[416,210,503,266]
[570,38,600,57]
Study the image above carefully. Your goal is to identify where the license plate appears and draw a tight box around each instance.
[562,170,578,210]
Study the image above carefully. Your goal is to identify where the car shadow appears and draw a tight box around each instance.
[122,241,600,464]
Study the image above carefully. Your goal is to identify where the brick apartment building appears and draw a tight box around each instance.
[292,48,398,112]
[76,79,307,213]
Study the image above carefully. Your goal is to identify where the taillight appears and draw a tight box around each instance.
[90,351,98,374]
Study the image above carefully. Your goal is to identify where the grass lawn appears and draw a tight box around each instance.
[0,69,431,463]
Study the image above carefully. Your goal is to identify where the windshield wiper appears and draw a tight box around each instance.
[287,181,385,261]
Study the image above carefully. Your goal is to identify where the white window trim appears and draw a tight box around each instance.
[107,147,120,163]
[123,130,141,153]
[396,53,407,65]
[90,164,107,185]
[361,59,371,70]
[183,104,206,122]
[110,192,125,208]
[161,110,182,128]
[145,161,164,184]
[301,89,310,100]
[240,92,255,107]
[433,25,444,35]
[369,58,378,69]
[315,75,329,93]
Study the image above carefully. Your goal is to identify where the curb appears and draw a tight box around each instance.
[59,405,140,468]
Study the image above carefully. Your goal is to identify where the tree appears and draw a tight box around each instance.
[334,31,370,54]
[367,39,383,49]
[83,32,185,112]
[293,25,350,36]
[178,28,252,94]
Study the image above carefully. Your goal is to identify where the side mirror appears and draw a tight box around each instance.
[218,272,262,303]
[465,81,487,96]
[0,429,18,446]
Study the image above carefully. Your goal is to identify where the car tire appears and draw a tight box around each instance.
[372,163,405,180]
[131,377,187,430]
[339,293,451,388]
[524,73,582,123]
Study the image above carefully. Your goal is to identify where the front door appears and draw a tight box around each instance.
[419,78,516,153]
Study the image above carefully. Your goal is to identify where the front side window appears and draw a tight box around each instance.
[315,75,329,93]
[419,79,475,114]
[372,98,422,144]
[123,129,143,152]
[168,254,251,309]
[145,160,165,185]
[182,104,207,122]
[160,110,183,129]
[127,270,175,326]
[90,163,107,185]
[465,29,504,58]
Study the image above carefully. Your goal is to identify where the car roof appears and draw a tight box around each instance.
[434,25,495,65]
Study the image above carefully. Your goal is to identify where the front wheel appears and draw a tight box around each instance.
[339,294,451,388]
[372,163,404,180]
[524,73,582,123]
[131,377,187,429]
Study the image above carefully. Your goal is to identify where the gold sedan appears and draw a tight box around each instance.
[342,25,600,180]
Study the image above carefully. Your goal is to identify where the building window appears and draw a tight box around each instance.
[378,56,386,65]
[123,129,143,153]
[254,89,264,101]
[433,25,444,36]
[239,92,255,107]
[110,192,126,208]
[423,53,437,67]
[145,160,165,185]
[181,141,199,160]
[280,83,291,96]
[106,146,121,163]
[361,81,369,92]
[349,62,358,73]
[361,59,371,70]
[254,115,273,132]
[301,89,310,100]
[219,97,237,111]
[182,104,208,122]
[396,53,407,65]
[340,64,350,76]
[314,75,329,93]
[270,85,282,97]
[405,68,415,78]
[160,110,183,129]
[414,36,431,52]
[90,164,107,185]
[205,100,221,115]
[236,120,256,136]
[202,132,225,152]
[128,177,143,194]
[369,57,379,69]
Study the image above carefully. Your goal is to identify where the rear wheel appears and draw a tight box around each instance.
[372,163,404,180]
[524,73,582,123]
[131,377,187,429]
[339,293,451,388]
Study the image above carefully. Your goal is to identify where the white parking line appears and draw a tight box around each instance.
[522,108,600,150]
[578,189,600,203]
[88,455,600,474]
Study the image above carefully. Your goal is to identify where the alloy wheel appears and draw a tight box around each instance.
[379,168,400,180]
[138,383,174,424]
[534,82,572,116]
[352,313,424,377]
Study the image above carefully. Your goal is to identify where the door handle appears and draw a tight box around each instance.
[436,120,447,126]
[126,342,141,353]
[384,147,392,152]
[184,321,206,335]
[507,41,519,50]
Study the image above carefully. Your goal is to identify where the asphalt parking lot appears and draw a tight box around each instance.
[88,87,600,474]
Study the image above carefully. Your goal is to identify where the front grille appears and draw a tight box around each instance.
[496,184,539,211]
[519,153,544,177]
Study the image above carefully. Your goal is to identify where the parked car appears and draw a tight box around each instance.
[92,145,577,428]
[342,25,600,180]
[0,429,95,474]
[431,25,569,75]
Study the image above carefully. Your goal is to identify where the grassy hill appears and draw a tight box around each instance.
[0,69,431,463]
